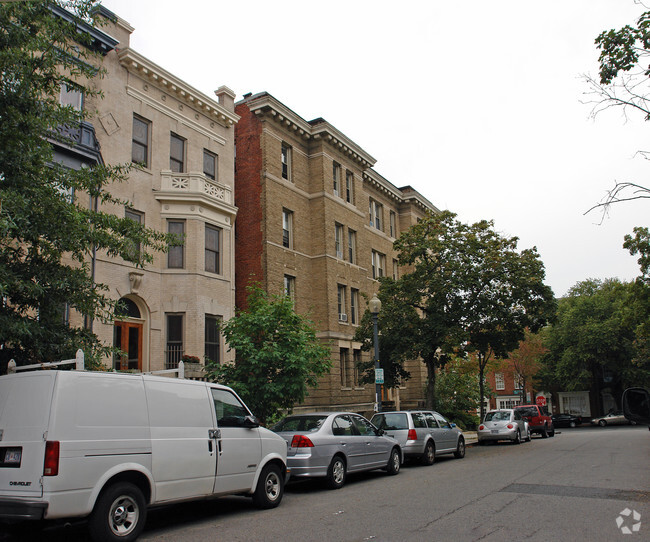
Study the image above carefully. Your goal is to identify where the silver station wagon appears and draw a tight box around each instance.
[370,410,465,465]
[272,412,402,489]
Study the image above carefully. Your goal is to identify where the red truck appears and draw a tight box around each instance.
[514,404,555,437]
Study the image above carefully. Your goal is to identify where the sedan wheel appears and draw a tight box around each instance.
[386,448,401,475]
[598,419,607,427]
[513,430,521,445]
[454,437,465,459]
[569,421,576,428]
[421,441,435,465]
[526,428,531,442]
[326,456,346,490]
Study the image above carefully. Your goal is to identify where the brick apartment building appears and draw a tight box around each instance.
[234,92,437,414]
[56,7,238,372]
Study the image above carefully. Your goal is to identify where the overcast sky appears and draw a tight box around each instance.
[101,0,650,297]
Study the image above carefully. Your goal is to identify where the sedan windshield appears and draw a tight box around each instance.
[272,415,327,432]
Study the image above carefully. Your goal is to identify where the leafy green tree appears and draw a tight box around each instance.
[433,358,483,430]
[0,1,170,369]
[355,211,556,418]
[205,284,332,425]
[540,279,650,413]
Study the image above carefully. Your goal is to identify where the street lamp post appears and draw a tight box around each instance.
[369,294,382,413]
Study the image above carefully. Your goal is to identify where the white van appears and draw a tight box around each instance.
[0,369,289,541]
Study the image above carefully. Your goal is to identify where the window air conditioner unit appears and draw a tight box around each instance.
[339,313,348,322]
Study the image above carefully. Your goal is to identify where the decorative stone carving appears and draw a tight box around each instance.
[129,271,144,294]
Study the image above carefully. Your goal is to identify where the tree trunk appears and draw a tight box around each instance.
[424,356,436,410]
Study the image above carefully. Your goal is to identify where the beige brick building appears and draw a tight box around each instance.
[60,7,238,372]
[235,93,438,414]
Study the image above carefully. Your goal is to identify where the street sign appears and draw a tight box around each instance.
[375,368,384,384]
[536,396,546,406]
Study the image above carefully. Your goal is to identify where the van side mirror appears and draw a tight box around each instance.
[242,415,260,428]
[622,387,650,425]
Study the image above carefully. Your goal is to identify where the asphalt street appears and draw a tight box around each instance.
[2,425,648,541]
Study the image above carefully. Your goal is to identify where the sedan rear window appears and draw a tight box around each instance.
[272,415,326,432]
[371,413,408,430]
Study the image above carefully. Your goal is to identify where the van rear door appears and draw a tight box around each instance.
[0,373,56,498]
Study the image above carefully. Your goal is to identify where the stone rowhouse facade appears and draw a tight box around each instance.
[64,8,238,372]
[234,92,437,414]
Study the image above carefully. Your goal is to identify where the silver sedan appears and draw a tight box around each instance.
[272,412,402,489]
[478,409,531,444]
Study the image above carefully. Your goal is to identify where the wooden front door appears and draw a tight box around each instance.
[114,321,143,371]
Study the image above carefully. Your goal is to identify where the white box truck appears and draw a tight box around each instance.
[0,368,289,541]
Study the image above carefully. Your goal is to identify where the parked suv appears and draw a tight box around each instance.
[514,404,555,437]
[371,410,465,465]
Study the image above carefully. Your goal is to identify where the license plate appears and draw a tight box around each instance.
[490,429,499,434]
[4,450,21,464]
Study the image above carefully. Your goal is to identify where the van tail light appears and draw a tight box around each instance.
[43,441,60,476]
[478,424,485,430]
[407,429,418,441]
[291,435,314,448]
[507,424,514,429]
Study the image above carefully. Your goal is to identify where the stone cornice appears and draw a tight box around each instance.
[241,93,376,169]
[117,48,239,129]
[364,170,438,214]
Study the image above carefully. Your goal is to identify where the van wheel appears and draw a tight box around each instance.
[88,482,146,542]
[421,441,436,465]
[326,455,346,489]
[386,447,401,475]
[252,463,284,509]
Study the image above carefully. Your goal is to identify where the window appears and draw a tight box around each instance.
[337,285,347,322]
[350,288,359,325]
[340,348,349,387]
[165,314,183,369]
[203,149,217,180]
[389,211,397,237]
[60,82,83,111]
[205,315,220,364]
[282,209,293,249]
[495,372,505,391]
[211,388,251,427]
[205,224,220,274]
[393,259,399,280]
[369,199,382,230]
[167,220,185,269]
[514,374,524,390]
[284,275,295,298]
[345,170,354,203]
[170,133,185,172]
[281,143,292,180]
[348,229,356,264]
[125,208,143,260]
[132,115,150,167]
[353,350,361,387]
[372,250,385,279]
[335,223,344,259]
[333,162,341,197]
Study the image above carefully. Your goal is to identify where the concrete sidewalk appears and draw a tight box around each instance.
[463,431,478,446]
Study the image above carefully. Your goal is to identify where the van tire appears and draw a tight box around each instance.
[252,463,284,509]
[88,482,147,542]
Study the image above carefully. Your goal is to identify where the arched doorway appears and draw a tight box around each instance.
[113,297,144,371]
